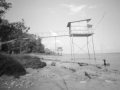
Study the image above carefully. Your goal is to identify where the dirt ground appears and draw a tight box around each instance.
[0,61,120,90]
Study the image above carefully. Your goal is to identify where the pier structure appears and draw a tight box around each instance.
[67,19,96,64]
[38,19,96,64]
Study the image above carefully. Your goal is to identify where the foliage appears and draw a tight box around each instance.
[13,34,45,53]
[0,52,26,78]
[0,52,46,78]
[0,0,12,17]
[15,54,46,69]
[0,0,45,54]
[35,37,45,53]
[0,19,30,53]
[0,18,45,53]
[44,48,55,55]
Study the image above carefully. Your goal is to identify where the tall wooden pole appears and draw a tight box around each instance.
[92,35,96,66]
[71,34,75,61]
[70,36,73,60]
[55,36,56,59]
[87,37,90,64]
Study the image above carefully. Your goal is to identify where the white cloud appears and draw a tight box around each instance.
[61,4,87,14]
[51,40,63,47]
[89,5,97,9]
[50,31,57,36]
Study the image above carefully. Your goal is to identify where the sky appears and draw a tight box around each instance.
[5,0,120,54]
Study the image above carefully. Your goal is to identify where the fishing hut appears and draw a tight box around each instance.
[67,19,96,64]
[57,47,63,56]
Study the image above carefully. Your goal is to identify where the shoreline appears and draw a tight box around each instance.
[0,53,120,90]
[0,63,120,90]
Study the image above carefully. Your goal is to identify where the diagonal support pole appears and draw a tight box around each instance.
[73,42,88,54]
[75,39,92,54]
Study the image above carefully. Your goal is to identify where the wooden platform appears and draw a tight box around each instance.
[70,33,94,37]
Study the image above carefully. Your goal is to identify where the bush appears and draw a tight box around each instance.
[15,54,46,69]
[0,52,46,78]
[0,52,26,78]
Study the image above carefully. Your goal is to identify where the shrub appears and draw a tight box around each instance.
[0,52,46,78]
[15,54,46,69]
[0,52,26,78]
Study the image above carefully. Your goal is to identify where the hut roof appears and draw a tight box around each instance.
[67,19,91,27]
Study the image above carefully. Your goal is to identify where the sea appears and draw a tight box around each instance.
[30,52,120,71]
[56,53,120,71]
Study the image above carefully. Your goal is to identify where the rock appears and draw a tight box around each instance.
[105,80,113,83]
[69,68,76,72]
[8,87,11,89]
[51,62,56,66]
[78,63,88,66]
[20,80,25,86]
[96,65,102,69]
[25,80,32,86]
[25,74,33,77]
[10,81,16,86]
[80,81,87,83]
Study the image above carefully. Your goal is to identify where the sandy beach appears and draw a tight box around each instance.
[0,53,120,90]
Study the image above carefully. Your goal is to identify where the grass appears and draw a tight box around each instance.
[0,52,46,78]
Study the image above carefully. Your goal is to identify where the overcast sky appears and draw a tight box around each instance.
[5,0,120,54]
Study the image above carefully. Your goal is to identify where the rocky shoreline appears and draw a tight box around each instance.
[0,62,120,90]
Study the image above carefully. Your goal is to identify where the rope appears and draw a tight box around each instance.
[93,11,107,32]
[93,0,112,32]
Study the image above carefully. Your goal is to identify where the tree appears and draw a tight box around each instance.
[8,19,30,53]
[0,0,11,51]
[0,0,45,54]
[21,35,45,53]
[0,19,30,53]
[0,0,12,17]
[36,37,45,53]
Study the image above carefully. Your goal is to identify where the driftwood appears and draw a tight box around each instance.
[85,71,91,79]
[78,63,88,66]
